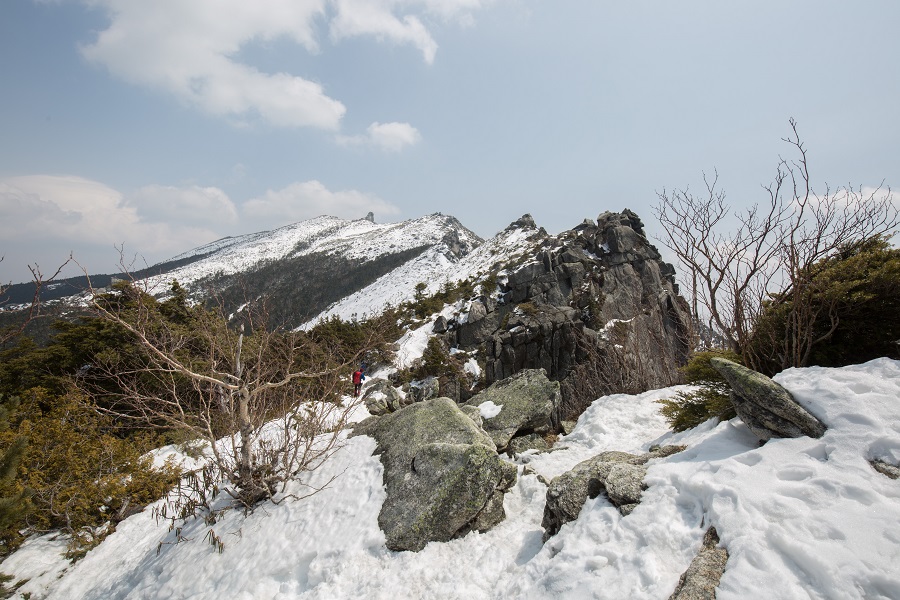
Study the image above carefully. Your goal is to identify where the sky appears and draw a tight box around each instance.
[1,0,899,284]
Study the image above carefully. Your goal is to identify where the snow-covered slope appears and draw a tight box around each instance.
[6,358,900,599]
[141,213,482,293]
[302,216,544,327]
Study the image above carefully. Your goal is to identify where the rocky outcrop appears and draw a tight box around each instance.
[408,376,440,404]
[446,210,691,419]
[362,379,408,416]
[363,397,517,552]
[669,527,729,600]
[541,446,684,540]
[709,358,827,441]
[464,369,561,453]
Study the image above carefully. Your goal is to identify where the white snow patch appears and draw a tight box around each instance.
[478,400,503,419]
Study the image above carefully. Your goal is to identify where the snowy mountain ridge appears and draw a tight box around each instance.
[143,213,482,294]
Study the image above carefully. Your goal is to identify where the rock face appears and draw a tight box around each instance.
[709,358,827,441]
[365,397,517,552]
[668,527,729,600]
[446,210,691,418]
[464,369,561,453]
[541,446,684,540]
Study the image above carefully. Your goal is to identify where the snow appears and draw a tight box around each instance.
[301,217,541,328]
[4,358,900,599]
[142,213,481,295]
[478,400,503,419]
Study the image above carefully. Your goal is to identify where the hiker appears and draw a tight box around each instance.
[352,368,365,397]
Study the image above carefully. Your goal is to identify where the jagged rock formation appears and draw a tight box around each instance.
[669,527,729,600]
[710,358,827,441]
[446,209,691,419]
[541,445,684,541]
[463,369,561,454]
[358,397,517,552]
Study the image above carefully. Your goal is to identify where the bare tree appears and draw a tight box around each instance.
[0,255,73,345]
[654,119,898,370]
[76,264,382,508]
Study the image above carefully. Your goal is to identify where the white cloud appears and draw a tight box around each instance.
[80,0,345,129]
[75,0,493,128]
[129,185,239,227]
[242,180,401,226]
[336,121,422,152]
[0,176,224,281]
[329,0,438,64]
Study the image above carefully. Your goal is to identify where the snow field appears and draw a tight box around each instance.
[4,359,900,599]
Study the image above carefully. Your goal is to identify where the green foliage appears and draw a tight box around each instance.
[393,337,473,394]
[657,350,741,432]
[751,236,900,371]
[0,388,179,556]
[402,278,476,320]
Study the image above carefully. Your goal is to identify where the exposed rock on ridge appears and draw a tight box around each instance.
[446,209,691,418]
[710,357,827,441]
[541,445,685,540]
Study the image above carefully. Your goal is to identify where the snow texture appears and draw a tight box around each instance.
[4,359,900,600]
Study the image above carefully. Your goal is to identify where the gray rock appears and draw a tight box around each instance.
[409,376,440,403]
[542,446,684,540]
[604,463,647,506]
[459,404,484,428]
[710,358,827,441]
[871,459,900,479]
[362,378,405,416]
[669,527,729,600]
[507,433,552,455]
[444,210,691,422]
[366,397,517,552]
[464,369,561,452]
[432,315,449,334]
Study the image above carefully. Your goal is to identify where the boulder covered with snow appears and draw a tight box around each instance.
[710,357,827,441]
[464,369,561,453]
[365,397,517,552]
[542,445,684,540]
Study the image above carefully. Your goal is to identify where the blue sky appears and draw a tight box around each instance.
[1,0,898,283]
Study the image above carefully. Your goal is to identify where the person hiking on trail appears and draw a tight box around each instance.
[352,368,365,397]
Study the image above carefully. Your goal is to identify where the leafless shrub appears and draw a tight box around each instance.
[654,119,898,370]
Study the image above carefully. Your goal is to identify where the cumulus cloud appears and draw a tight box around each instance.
[0,176,225,281]
[129,185,239,227]
[242,180,401,226]
[76,0,493,129]
[80,0,344,129]
[336,121,422,152]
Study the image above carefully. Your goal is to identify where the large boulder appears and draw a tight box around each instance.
[464,369,561,453]
[365,397,517,552]
[542,446,683,540]
[710,358,827,441]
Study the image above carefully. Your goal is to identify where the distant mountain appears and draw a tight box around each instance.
[2,213,484,329]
